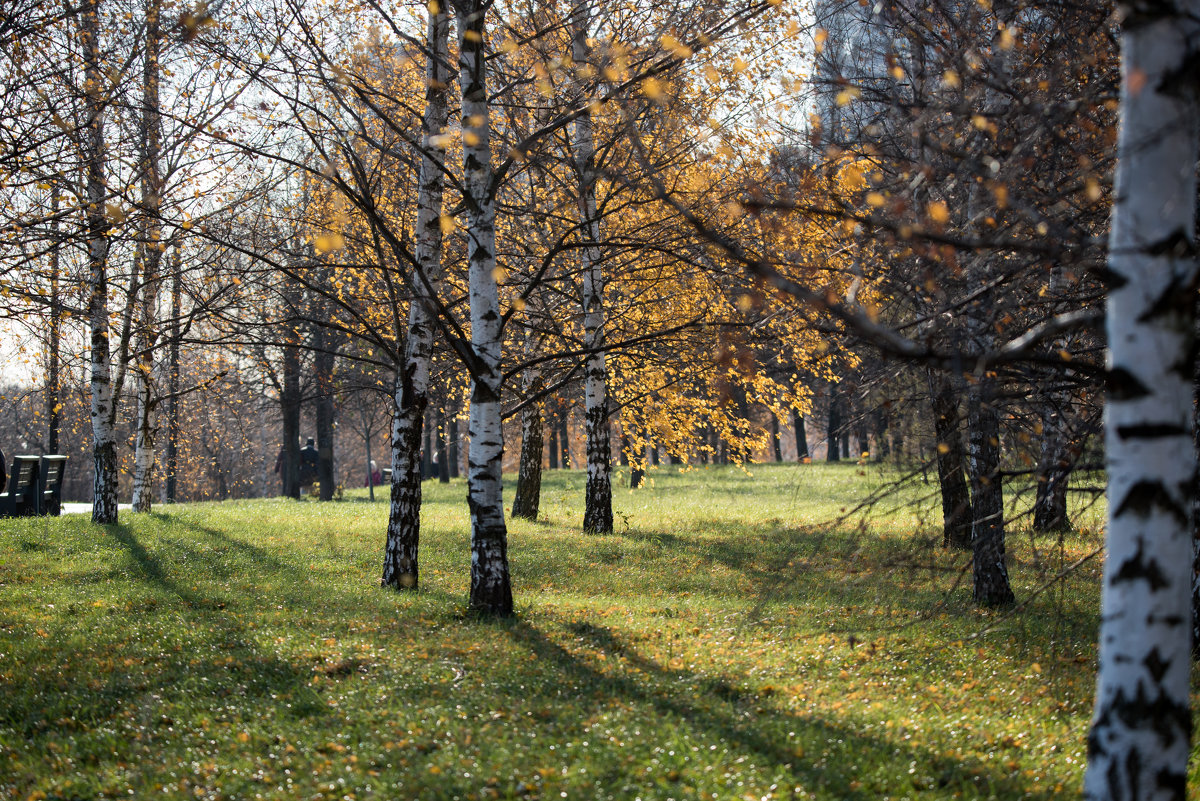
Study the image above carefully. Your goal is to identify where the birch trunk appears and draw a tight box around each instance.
[46,190,61,455]
[511,399,543,520]
[966,379,1014,606]
[164,250,180,502]
[422,412,434,479]
[928,369,973,549]
[792,409,808,460]
[280,333,301,499]
[511,342,543,521]
[825,386,841,462]
[627,430,644,488]
[436,408,449,483]
[1032,400,1073,532]
[383,368,423,588]
[82,0,118,525]
[1033,266,1073,532]
[966,3,1015,606]
[1085,4,1198,796]
[132,0,163,513]
[381,2,450,591]
[315,347,335,501]
[771,415,783,462]
[1193,315,1199,659]
[456,0,512,615]
[571,0,613,534]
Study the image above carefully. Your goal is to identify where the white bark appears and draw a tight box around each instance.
[132,0,163,513]
[456,0,512,615]
[1085,4,1199,798]
[382,3,450,590]
[572,1,613,535]
[82,0,119,525]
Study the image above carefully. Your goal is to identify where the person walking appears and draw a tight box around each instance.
[299,438,318,494]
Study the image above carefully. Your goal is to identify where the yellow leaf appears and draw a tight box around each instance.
[660,34,692,59]
[732,57,748,74]
[642,77,663,99]
[836,87,860,106]
[491,266,507,283]
[463,130,481,146]
[865,192,885,207]
[463,29,481,43]
[438,215,456,235]
[993,184,1008,209]
[942,69,960,89]
[927,201,950,224]
[314,233,345,254]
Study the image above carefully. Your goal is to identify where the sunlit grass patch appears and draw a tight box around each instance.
[0,462,1185,800]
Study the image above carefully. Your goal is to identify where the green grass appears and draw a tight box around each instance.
[0,463,1187,800]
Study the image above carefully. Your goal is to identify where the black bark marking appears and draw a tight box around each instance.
[1155,766,1187,797]
[1142,227,1194,257]
[1137,256,1197,324]
[1115,423,1188,439]
[1111,538,1170,591]
[1091,264,1130,290]
[471,381,499,404]
[1112,480,1188,526]
[1113,682,1192,747]
[1143,647,1170,683]
[1106,367,1152,401]
[1121,748,1141,801]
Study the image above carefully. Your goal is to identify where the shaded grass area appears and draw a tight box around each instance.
[0,463,1186,799]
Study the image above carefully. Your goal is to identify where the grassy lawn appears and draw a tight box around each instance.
[0,462,1186,800]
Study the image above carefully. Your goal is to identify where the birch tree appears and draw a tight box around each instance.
[454,0,512,615]
[381,2,450,590]
[81,0,120,524]
[131,0,164,513]
[1085,2,1198,797]
[571,0,614,535]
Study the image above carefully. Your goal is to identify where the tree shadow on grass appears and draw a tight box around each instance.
[0,525,335,759]
[493,618,1063,801]
[607,522,1098,640]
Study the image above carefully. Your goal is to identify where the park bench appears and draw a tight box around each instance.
[39,455,67,516]
[0,455,45,517]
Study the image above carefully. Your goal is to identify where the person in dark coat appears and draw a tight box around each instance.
[0,446,6,494]
[299,438,319,492]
